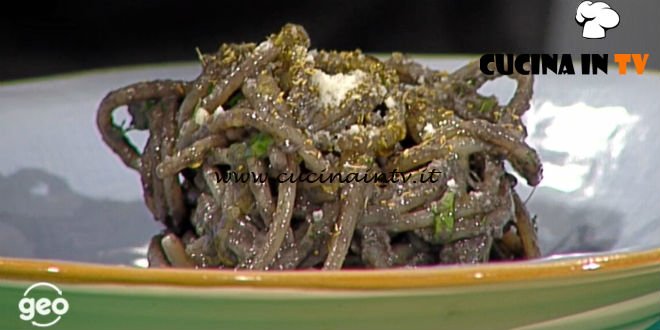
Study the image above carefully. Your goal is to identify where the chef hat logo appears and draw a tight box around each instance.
[576,1,620,39]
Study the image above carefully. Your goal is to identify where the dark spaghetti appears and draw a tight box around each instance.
[97,24,542,270]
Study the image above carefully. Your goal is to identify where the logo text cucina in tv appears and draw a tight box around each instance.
[480,2,650,76]
[479,53,650,76]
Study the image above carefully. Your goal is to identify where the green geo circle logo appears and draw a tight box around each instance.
[18,282,70,327]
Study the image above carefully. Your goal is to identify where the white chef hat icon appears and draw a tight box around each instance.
[576,1,620,39]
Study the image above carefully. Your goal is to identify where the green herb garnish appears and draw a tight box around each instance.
[225,91,244,108]
[433,191,455,241]
[206,84,215,97]
[248,133,273,158]
[479,98,497,113]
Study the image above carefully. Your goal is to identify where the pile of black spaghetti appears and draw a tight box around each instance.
[97,24,542,270]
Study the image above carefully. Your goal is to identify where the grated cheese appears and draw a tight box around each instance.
[470,191,484,198]
[422,123,436,138]
[384,96,397,109]
[312,209,324,222]
[347,124,361,134]
[194,107,210,125]
[311,69,366,107]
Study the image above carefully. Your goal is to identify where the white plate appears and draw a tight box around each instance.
[0,58,659,266]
